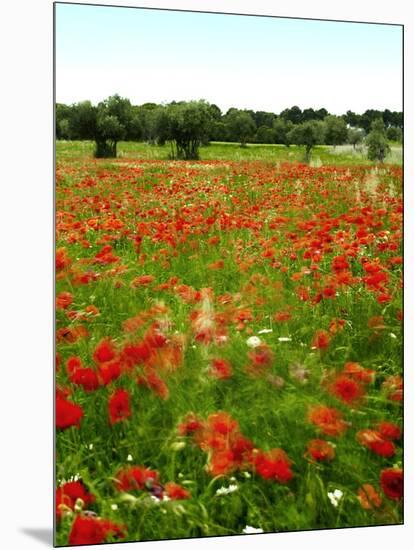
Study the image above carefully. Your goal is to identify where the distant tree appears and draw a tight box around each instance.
[94,95,132,157]
[56,103,74,139]
[343,110,361,127]
[280,105,303,125]
[209,121,230,142]
[314,108,328,121]
[69,101,97,140]
[347,127,365,149]
[287,120,325,162]
[273,118,293,146]
[324,115,348,147]
[360,109,383,132]
[385,126,402,143]
[163,100,213,159]
[255,125,276,144]
[253,111,275,128]
[302,108,317,122]
[366,118,390,162]
[226,109,256,147]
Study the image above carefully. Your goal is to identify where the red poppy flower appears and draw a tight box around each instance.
[93,338,116,364]
[56,395,83,430]
[380,468,403,500]
[68,515,126,545]
[69,367,100,392]
[356,429,395,457]
[208,449,237,476]
[56,481,95,520]
[357,484,382,509]
[311,329,331,350]
[329,374,365,405]
[377,421,401,441]
[164,482,191,500]
[209,358,232,380]
[56,291,73,310]
[98,359,121,385]
[109,389,131,425]
[252,448,293,483]
[305,439,335,462]
[114,465,159,491]
[308,405,348,437]
[177,412,204,436]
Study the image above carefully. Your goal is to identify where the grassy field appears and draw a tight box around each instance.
[55,140,403,165]
[55,141,402,546]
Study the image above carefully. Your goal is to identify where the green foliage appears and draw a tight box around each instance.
[366,119,391,162]
[164,100,214,160]
[225,109,256,146]
[324,116,348,147]
[386,126,402,143]
[347,128,365,149]
[287,120,326,162]
[273,118,294,146]
[255,125,276,144]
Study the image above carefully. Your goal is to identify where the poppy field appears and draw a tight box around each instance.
[55,143,403,546]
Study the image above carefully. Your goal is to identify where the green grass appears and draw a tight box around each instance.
[56,140,402,165]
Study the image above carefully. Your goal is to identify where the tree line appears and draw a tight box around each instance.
[56,95,403,161]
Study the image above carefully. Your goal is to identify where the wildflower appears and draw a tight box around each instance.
[209,358,232,380]
[356,429,395,458]
[56,481,95,520]
[377,421,401,440]
[164,482,191,500]
[289,363,309,384]
[308,405,349,437]
[56,291,73,310]
[380,468,403,500]
[252,448,293,483]
[56,395,83,430]
[358,484,382,510]
[327,489,343,507]
[215,484,239,496]
[305,439,335,462]
[242,525,264,534]
[108,389,131,425]
[68,514,126,545]
[328,374,365,405]
[311,329,331,350]
[93,338,116,364]
[246,336,262,348]
[114,466,159,492]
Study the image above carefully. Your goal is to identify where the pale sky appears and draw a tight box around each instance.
[55,2,403,115]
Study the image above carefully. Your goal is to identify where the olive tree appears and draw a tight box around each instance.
[163,100,213,160]
[324,115,348,148]
[94,95,132,157]
[366,119,390,163]
[287,120,326,162]
[225,109,256,147]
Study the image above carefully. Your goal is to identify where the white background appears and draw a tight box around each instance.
[0,0,412,548]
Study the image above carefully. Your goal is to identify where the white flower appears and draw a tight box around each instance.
[258,328,273,334]
[278,337,292,342]
[327,489,344,507]
[127,454,133,462]
[242,525,264,534]
[246,336,262,348]
[216,484,239,496]
[111,504,118,511]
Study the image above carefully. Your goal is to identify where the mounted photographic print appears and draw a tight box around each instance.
[54,1,403,546]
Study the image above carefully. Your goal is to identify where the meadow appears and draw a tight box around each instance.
[55,141,403,546]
